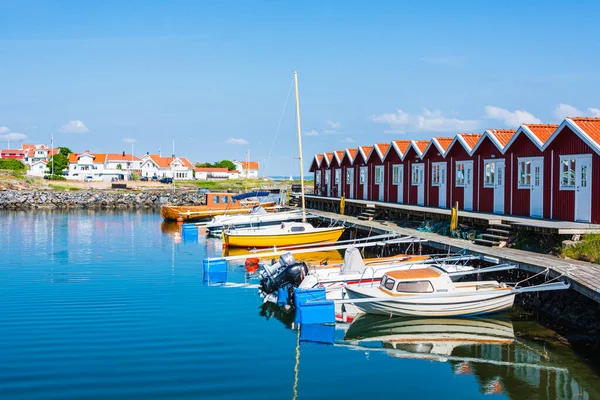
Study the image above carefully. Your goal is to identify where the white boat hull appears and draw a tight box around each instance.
[345,286,515,317]
[206,211,304,236]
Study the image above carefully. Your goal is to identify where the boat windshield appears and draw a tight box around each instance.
[381,276,396,290]
[396,281,434,293]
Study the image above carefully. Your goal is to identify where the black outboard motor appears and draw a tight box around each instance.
[260,261,308,294]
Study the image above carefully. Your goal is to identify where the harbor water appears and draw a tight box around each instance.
[0,210,599,399]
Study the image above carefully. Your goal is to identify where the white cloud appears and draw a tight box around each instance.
[372,108,479,133]
[554,104,600,120]
[325,120,342,130]
[554,103,582,120]
[122,138,137,143]
[0,132,27,141]
[484,106,541,127]
[225,137,249,145]
[341,137,355,143]
[323,129,342,135]
[303,130,319,136]
[0,126,9,134]
[59,120,89,133]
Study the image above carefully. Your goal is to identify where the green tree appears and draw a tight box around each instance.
[214,160,236,170]
[0,159,26,170]
[58,146,72,156]
[195,162,214,168]
[116,163,122,170]
[46,153,69,175]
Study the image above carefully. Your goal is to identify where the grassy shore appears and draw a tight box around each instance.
[562,234,600,264]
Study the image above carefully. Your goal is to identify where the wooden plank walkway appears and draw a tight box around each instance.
[305,195,600,234]
[313,209,600,304]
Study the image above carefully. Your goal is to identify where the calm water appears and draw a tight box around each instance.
[0,210,599,400]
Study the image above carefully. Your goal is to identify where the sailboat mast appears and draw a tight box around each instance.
[294,71,307,223]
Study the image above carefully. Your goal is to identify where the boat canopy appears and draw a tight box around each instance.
[250,205,268,215]
[233,191,270,200]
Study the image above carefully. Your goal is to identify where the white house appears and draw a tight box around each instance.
[22,144,59,166]
[233,160,259,179]
[139,154,194,180]
[194,167,240,180]
[67,152,141,181]
[26,160,48,177]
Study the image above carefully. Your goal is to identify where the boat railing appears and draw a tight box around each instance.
[357,266,376,287]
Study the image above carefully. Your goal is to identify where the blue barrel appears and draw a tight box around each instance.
[181,224,198,240]
[294,287,335,325]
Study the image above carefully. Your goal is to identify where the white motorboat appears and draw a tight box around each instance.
[343,266,570,317]
[205,206,305,236]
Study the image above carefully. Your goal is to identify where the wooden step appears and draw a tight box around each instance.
[490,223,512,230]
[487,228,511,236]
[473,238,499,247]
[481,233,508,241]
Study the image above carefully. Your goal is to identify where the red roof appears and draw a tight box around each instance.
[315,154,324,166]
[413,140,430,154]
[238,161,259,170]
[1,149,25,154]
[523,124,558,145]
[68,153,107,163]
[345,148,358,162]
[323,152,333,165]
[570,118,600,146]
[457,133,482,150]
[334,150,345,162]
[374,143,390,157]
[106,153,140,161]
[487,129,517,148]
[148,155,194,169]
[358,146,373,161]
[392,140,411,157]
[435,137,453,152]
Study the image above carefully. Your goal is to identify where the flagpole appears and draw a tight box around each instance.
[51,134,54,175]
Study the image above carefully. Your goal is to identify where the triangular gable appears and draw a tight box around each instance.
[333,150,345,165]
[309,154,323,172]
[356,146,373,164]
[444,133,483,157]
[542,118,600,155]
[471,129,516,154]
[385,140,412,161]
[408,140,430,158]
[342,148,358,165]
[371,143,390,161]
[503,124,558,152]
[421,137,453,158]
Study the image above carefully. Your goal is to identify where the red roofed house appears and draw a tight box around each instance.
[330,150,345,198]
[444,133,482,211]
[420,137,453,208]
[233,160,260,179]
[365,143,390,201]
[194,167,234,180]
[542,118,600,223]
[470,129,516,213]
[0,149,25,160]
[68,151,143,181]
[384,140,411,204]
[502,124,559,218]
[355,146,373,200]
[140,153,194,180]
[309,154,324,195]
[404,140,430,206]
[22,144,60,166]
[341,149,358,199]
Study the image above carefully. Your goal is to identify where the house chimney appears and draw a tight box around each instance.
[122,151,125,156]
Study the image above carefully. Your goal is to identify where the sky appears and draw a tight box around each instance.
[1,0,600,176]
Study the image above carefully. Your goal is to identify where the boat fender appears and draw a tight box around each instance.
[245,257,260,274]
[277,287,289,307]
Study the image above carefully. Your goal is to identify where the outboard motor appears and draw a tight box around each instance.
[260,260,308,295]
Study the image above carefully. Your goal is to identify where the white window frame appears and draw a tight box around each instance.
[431,163,444,187]
[316,170,321,183]
[335,169,341,185]
[392,165,402,185]
[411,164,423,186]
[346,169,352,184]
[359,168,366,184]
[325,170,330,184]
[517,158,533,189]
[375,166,383,184]
[559,156,577,190]
[455,161,466,187]
[483,160,496,188]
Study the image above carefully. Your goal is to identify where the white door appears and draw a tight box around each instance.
[360,166,368,200]
[335,169,341,197]
[375,166,384,201]
[575,155,592,223]
[438,163,447,208]
[412,163,425,206]
[347,169,354,199]
[494,160,505,214]
[464,161,474,211]
[530,158,544,218]
[393,164,404,204]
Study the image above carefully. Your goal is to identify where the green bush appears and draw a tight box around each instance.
[0,159,26,170]
[562,233,600,264]
[48,175,66,181]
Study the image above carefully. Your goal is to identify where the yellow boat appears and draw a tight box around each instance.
[222,222,345,248]
[223,247,345,265]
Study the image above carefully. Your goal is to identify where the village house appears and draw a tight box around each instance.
[67,151,141,181]
[233,160,260,179]
[194,167,239,180]
[139,154,194,180]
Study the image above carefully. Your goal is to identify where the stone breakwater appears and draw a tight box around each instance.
[0,190,206,209]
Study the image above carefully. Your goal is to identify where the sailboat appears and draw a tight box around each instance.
[222,72,345,248]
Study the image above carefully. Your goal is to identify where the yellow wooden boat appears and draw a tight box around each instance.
[222,222,344,248]
[161,192,276,222]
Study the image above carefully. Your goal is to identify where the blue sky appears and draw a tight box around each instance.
[1,0,599,175]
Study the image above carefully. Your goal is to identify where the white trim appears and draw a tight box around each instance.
[408,140,428,158]
[470,129,509,155]
[431,161,445,187]
[387,140,412,161]
[516,156,543,189]
[542,119,600,156]
[550,150,554,219]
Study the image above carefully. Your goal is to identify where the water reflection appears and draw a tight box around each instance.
[342,315,599,399]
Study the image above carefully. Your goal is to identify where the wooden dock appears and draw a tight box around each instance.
[304,195,600,235]
[312,209,600,304]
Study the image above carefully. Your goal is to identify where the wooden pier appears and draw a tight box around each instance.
[311,208,600,304]
[305,195,600,235]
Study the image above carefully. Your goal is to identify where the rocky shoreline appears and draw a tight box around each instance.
[0,190,205,209]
